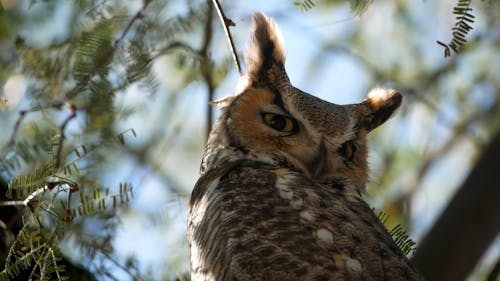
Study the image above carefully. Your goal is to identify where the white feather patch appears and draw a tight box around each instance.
[316,228,334,245]
[366,87,398,108]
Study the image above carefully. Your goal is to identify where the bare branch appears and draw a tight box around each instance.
[53,105,78,223]
[402,97,500,200]
[199,3,216,141]
[0,178,76,209]
[212,0,242,75]
[152,41,200,61]
[0,186,47,207]
[113,0,153,48]
[0,110,29,160]
[54,105,78,169]
[0,101,64,161]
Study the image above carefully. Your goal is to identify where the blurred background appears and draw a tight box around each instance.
[0,0,498,280]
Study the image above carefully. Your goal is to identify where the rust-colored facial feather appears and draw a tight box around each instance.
[226,88,323,180]
[203,12,402,191]
[227,88,287,149]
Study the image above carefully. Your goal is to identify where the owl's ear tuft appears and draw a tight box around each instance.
[363,88,402,131]
[245,12,286,83]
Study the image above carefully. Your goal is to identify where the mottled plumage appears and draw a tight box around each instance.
[188,12,423,281]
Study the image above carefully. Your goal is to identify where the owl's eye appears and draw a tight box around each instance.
[338,141,357,161]
[262,113,296,133]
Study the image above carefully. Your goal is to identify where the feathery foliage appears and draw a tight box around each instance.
[293,0,316,12]
[437,0,475,57]
[293,0,373,15]
[0,224,67,281]
[0,1,218,279]
[377,211,417,256]
[389,224,417,256]
[349,0,373,16]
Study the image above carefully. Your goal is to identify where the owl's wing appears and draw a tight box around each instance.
[188,165,423,281]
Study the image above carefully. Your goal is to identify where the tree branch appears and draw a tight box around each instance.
[412,131,500,281]
[402,97,500,200]
[0,179,76,208]
[113,0,152,48]
[200,3,215,141]
[212,0,242,75]
[487,257,500,281]
[0,101,64,162]
[54,105,77,169]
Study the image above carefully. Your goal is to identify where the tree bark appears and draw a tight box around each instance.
[412,131,500,281]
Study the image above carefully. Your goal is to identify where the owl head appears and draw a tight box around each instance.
[201,12,401,191]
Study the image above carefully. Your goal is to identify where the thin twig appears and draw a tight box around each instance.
[0,110,29,160]
[52,104,78,223]
[212,0,242,75]
[0,101,64,161]
[85,0,108,18]
[152,41,200,61]
[394,97,500,209]
[113,0,153,48]
[200,3,216,141]
[54,106,77,169]
[100,250,146,281]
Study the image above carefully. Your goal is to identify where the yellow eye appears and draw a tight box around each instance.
[262,113,296,133]
[338,141,357,161]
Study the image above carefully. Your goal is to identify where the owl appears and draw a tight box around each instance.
[187,12,423,281]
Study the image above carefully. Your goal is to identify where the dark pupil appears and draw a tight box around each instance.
[270,115,286,130]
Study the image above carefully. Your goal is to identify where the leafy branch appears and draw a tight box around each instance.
[437,0,475,57]
[293,0,373,15]
[0,1,213,280]
[293,0,316,12]
[390,224,416,256]
[377,211,416,256]
[0,225,66,281]
[349,0,373,16]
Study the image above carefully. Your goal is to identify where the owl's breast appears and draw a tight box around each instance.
[188,166,422,281]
